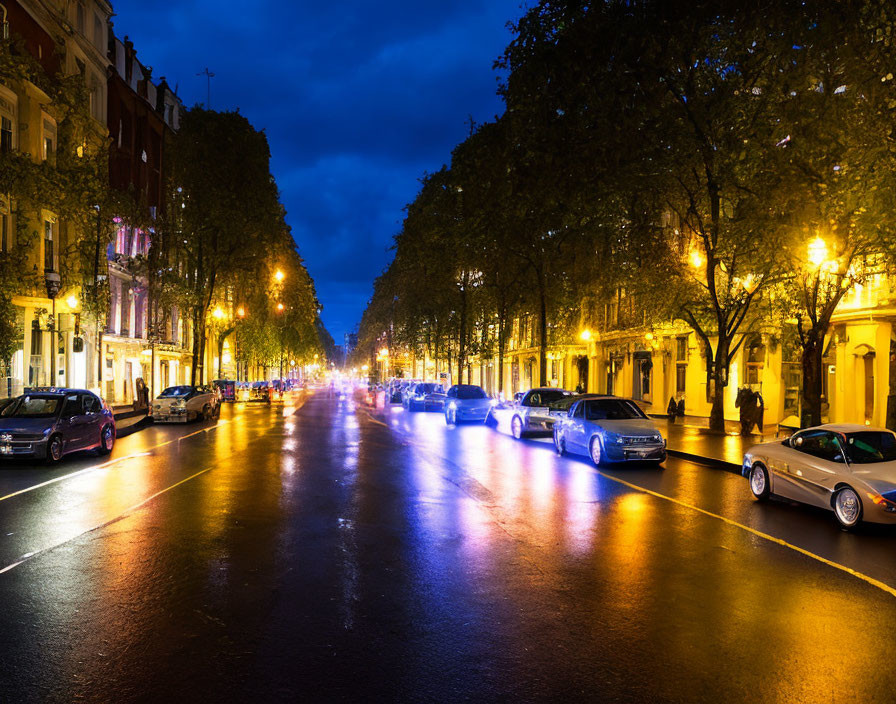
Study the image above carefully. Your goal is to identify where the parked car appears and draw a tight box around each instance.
[422,385,448,412]
[0,388,115,463]
[445,385,494,425]
[151,385,220,423]
[500,387,573,439]
[743,424,896,529]
[404,382,442,411]
[389,380,410,404]
[553,395,666,466]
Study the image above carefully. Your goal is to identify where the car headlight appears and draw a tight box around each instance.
[448,401,457,410]
[603,430,624,445]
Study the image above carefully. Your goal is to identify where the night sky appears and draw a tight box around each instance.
[111,1,524,343]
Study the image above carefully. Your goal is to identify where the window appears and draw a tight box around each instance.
[0,115,11,152]
[94,14,104,50]
[0,89,16,152]
[792,430,842,462]
[76,2,85,33]
[44,217,56,272]
[42,117,56,164]
[676,365,687,394]
[676,337,687,361]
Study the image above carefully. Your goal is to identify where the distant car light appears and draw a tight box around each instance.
[448,401,457,410]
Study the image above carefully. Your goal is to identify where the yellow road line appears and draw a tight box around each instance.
[597,469,896,599]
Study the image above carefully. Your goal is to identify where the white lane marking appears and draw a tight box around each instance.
[0,416,240,504]
[0,466,214,575]
[0,452,152,503]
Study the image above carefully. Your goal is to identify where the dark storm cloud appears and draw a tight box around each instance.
[112,0,523,339]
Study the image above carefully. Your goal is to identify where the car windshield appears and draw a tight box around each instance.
[159,386,193,398]
[842,431,896,464]
[583,399,646,421]
[549,395,579,411]
[526,390,568,406]
[456,386,487,400]
[3,395,61,418]
[417,384,439,394]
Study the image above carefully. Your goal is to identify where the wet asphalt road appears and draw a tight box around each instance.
[1,390,896,702]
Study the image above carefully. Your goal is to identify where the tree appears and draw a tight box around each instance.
[163,109,283,384]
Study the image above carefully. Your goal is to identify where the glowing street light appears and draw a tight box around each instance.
[579,329,592,342]
[66,295,78,310]
[361,364,369,372]
[274,269,285,283]
[237,306,246,318]
[277,302,284,312]
[689,249,705,270]
[807,236,829,269]
[212,306,225,320]
[379,347,389,357]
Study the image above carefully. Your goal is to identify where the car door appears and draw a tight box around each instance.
[79,393,104,449]
[567,401,587,452]
[780,430,841,507]
[60,393,87,451]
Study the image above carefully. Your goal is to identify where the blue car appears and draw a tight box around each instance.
[553,396,665,466]
[0,388,116,463]
[444,385,494,425]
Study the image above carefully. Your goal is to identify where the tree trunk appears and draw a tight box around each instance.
[708,341,729,433]
[801,330,824,428]
[497,325,505,394]
[538,277,548,387]
[190,309,202,386]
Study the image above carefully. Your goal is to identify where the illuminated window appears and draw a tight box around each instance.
[41,116,56,163]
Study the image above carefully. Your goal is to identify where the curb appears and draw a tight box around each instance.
[116,416,152,438]
[666,448,742,474]
[113,408,147,422]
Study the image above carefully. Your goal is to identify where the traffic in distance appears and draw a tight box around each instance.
[369,377,896,531]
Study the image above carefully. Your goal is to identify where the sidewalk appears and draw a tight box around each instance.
[659,417,778,473]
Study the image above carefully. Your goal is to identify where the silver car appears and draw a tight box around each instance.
[152,385,220,423]
[444,385,494,425]
[553,396,666,466]
[501,387,573,439]
[743,424,896,529]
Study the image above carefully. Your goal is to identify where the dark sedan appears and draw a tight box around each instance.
[0,389,116,463]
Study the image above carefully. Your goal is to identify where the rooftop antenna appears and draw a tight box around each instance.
[197,67,215,108]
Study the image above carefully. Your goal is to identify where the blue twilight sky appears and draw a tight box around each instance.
[111,0,525,342]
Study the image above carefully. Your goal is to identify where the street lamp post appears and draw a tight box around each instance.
[44,272,61,386]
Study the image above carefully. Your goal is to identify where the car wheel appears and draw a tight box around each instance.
[749,464,770,501]
[97,425,115,455]
[833,486,863,530]
[554,429,566,456]
[589,436,603,467]
[46,434,63,464]
[212,403,221,419]
[511,416,524,440]
[201,405,211,421]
